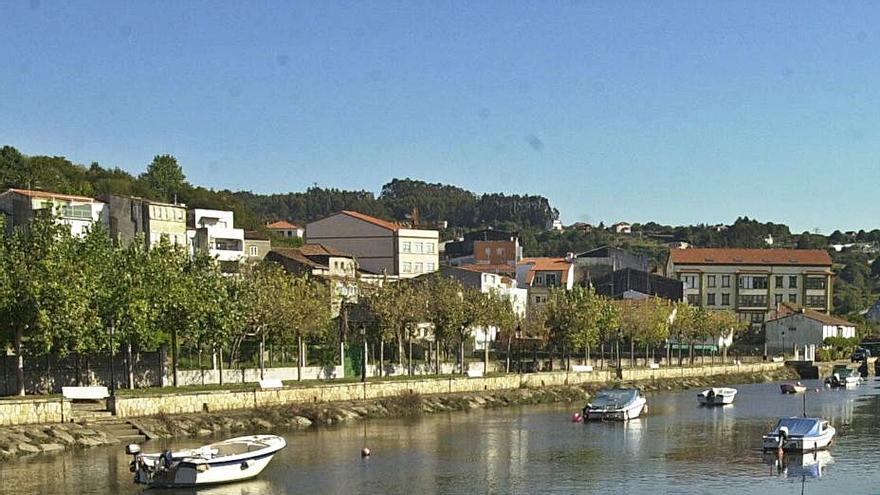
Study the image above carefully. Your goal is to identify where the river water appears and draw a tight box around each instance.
[4,378,880,495]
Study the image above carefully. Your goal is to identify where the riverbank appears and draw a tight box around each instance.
[0,364,797,460]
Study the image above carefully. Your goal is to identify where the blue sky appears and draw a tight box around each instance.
[2,1,879,233]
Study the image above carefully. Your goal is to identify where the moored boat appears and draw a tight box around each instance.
[583,388,647,421]
[825,366,861,388]
[126,434,286,488]
[697,387,737,405]
[761,417,835,452]
[780,382,807,394]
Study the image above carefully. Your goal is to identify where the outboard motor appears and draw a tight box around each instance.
[778,426,789,448]
[126,444,141,473]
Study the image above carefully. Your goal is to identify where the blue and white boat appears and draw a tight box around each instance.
[127,434,286,487]
[762,417,835,452]
[583,388,647,421]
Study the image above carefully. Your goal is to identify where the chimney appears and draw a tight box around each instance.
[565,252,575,262]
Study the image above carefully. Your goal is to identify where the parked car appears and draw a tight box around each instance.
[851,348,871,362]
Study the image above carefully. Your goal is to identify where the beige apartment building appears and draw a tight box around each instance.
[305,210,439,278]
[666,248,834,326]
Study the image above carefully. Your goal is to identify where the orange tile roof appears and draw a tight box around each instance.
[520,257,573,272]
[456,263,516,275]
[266,220,301,230]
[771,303,855,327]
[340,210,401,231]
[296,243,352,258]
[669,248,832,266]
[6,188,99,203]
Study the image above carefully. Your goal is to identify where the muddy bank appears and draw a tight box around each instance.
[0,366,798,460]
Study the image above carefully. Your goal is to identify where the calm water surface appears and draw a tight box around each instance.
[4,379,880,494]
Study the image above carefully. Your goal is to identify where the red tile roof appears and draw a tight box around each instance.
[520,257,573,272]
[771,303,855,327]
[456,263,516,275]
[340,210,401,231]
[669,248,832,266]
[296,243,352,258]
[6,188,99,203]
[266,220,301,230]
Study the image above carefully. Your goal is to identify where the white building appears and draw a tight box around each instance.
[612,222,632,234]
[765,304,856,354]
[266,220,304,239]
[306,210,439,279]
[0,188,107,237]
[188,209,245,263]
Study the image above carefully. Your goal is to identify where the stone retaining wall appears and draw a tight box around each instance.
[0,397,71,426]
[110,362,783,418]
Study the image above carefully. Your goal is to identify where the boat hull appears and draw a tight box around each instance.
[780,384,806,394]
[585,397,646,421]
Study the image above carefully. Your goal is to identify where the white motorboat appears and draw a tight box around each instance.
[762,417,835,452]
[697,387,737,406]
[780,382,807,394]
[583,388,647,421]
[826,367,862,388]
[127,435,286,488]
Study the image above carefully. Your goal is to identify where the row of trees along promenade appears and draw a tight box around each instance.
[0,213,747,397]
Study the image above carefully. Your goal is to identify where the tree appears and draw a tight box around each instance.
[142,154,186,203]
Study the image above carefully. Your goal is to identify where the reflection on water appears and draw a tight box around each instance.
[2,378,880,494]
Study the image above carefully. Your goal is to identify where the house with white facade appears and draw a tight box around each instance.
[187,209,245,266]
[0,188,107,237]
[266,220,304,239]
[611,222,632,234]
[765,303,856,354]
[306,210,439,279]
[516,257,575,308]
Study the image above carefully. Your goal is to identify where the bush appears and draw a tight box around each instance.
[816,348,834,362]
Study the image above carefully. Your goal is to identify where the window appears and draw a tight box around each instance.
[707,275,716,288]
[707,293,716,306]
[739,275,768,289]
[545,273,559,286]
[425,243,434,254]
[426,262,435,272]
[721,293,730,306]
[775,294,783,305]
[536,275,545,285]
[686,294,700,305]
[789,276,798,289]
[805,277,826,290]
[807,295,827,308]
[249,246,258,256]
[721,275,730,288]
[738,294,768,307]
[789,294,797,303]
[402,262,412,273]
[775,276,784,289]
[402,241,411,253]
[681,275,699,290]
[414,242,423,254]
[414,262,423,273]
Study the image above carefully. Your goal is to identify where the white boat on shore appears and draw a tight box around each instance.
[127,435,286,488]
[583,388,647,421]
[762,417,835,452]
[697,387,737,405]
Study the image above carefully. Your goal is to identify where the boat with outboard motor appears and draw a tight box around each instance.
[762,417,835,452]
[780,382,807,394]
[583,388,647,421]
[126,434,286,487]
[825,366,862,388]
[697,387,737,405]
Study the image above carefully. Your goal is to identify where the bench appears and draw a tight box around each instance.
[258,379,283,390]
[571,365,593,373]
[62,386,109,400]
[649,363,660,369]
[466,369,484,378]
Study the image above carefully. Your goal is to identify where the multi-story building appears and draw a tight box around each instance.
[305,210,439,279]
[515,257,575,308]
[100,194,187,248]
[666,248,834,326]
[0,188,107,237]
[187,209,245,265]
[573,245,649,283]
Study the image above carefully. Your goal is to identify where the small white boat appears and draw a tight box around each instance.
[583,388,646,421]
[697,387,737,405]
[762,417,835,452]
[780,383,807,394]
[127,435,286,488]
[825,366,862,388]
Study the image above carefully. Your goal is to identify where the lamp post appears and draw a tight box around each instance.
[781,329,786,359]
[360,324,367,383]
[108,319,116,398]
